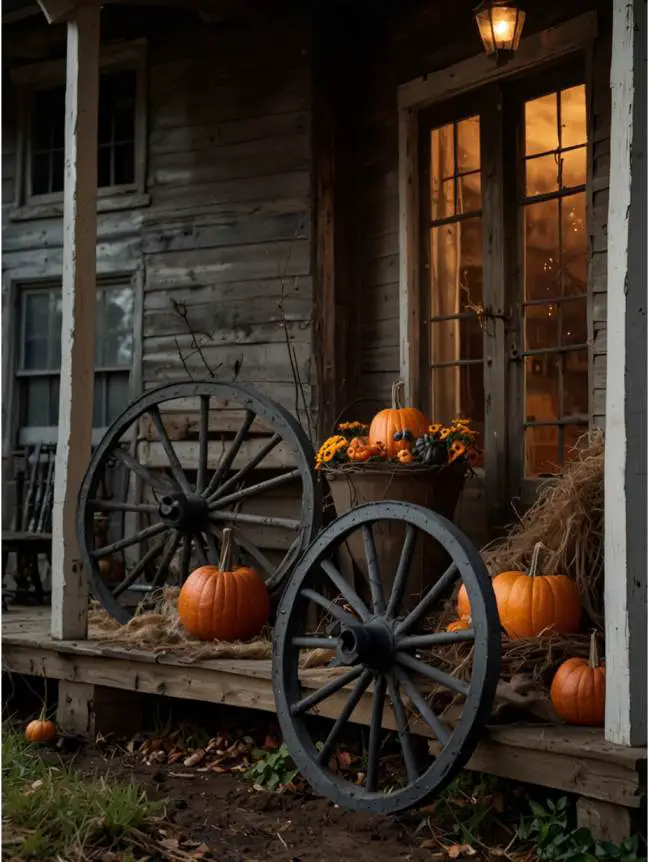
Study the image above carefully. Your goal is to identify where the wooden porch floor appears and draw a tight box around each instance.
[2,605,646,814]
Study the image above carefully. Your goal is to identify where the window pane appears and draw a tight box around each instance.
[50,150,64,194]
[22,293,51,370]
[106,373,131,424]
[32,86,65,151]
[525,199,560,300]
[32,152,51,196]
[113,143,135,186]
[24,378,51,426]
[560,85,587,148]
[459,170,481,212]
[457,115,480,172]
[100,287,134,367]
[522,84,589,478]
[98,146,112,187]
[525,92,558,156]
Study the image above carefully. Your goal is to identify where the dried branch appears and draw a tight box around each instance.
[169,298,223,379]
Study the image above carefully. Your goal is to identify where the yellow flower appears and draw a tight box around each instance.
[429,424,442,434]
[338,421,368,432]
[439,428,451,440]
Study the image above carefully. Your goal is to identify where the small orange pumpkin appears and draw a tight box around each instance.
[550,632,605,726]
[457,543,582,639]
[347,436,382,462]
[178,528,270,642]
[25,710,56,744]
[368,381,429,458]
[98,556,125,584]
[447,618,470,632]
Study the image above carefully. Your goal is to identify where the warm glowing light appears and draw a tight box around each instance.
[474,0,526,62]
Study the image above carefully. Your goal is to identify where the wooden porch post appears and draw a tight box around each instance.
[51,4,100,640]
[604,0,647,746]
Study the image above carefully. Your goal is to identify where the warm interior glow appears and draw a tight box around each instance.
[428,84,588,477]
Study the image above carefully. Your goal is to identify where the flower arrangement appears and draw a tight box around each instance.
[315,418,480,470]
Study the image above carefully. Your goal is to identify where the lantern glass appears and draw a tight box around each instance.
[475,3,526,56]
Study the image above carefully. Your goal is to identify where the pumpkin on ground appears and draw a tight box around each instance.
[447,618,471,632]
[368,381,429,459]
[550,632,605,726]
[25,711,57,744]
[178,528,270,642]
[456,542,582,638]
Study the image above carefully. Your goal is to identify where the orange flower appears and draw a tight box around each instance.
[449,441,466,463]
[397,449,414,464]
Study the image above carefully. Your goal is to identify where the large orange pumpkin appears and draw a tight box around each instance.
[368,381,429,458]
[456,543,582,639]
[550,632,605,726]
[178,528,270,642]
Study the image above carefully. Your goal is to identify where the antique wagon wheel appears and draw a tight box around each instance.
[273,502,501,814]
[77,381,320,623]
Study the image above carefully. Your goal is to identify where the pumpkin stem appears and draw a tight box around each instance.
[392,380,405,410]
[219,528,234,572]
[528,542,545,578]
[589,631,601,668]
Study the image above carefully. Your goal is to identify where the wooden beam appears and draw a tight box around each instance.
[51,5,100,640]
[398,107,420,408]
[36,0,78,24]
[604,0,647,747]
[397,12,598,110]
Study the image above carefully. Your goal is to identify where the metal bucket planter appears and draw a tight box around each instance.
[324,463,465,610]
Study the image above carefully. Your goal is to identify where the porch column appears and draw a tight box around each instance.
[51,4,100,640]
[604,0,647,746]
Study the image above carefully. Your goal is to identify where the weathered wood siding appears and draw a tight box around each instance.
[2,8,314,438]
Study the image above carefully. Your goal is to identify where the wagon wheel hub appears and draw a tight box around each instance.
[158,493,209,531]
[337,620,395,673]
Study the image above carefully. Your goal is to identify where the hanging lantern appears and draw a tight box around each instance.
[474,0,526,65]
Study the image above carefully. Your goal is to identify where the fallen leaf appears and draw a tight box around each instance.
[446,844,476,859]
[184,749,206,768]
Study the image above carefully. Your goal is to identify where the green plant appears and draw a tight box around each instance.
[519,796,646,862]
[2,725,166,859]
[245,743,299,791]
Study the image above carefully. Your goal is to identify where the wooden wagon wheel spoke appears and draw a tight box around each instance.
[203,409,256,499]
[148,405,193,495]
[77,381,320,623]
[386,672,419,784]
[92,521,168,559]
[362,524,386,616]
[290,666,364,717]
[209,510,301,530]
[208,468,302,511]
[273,502,500,815]
[300,588,362,629]
[208,433,282,503]
[385,524,417,618]
[111,446,176,495]
[366,674,387,793]
[152,530,183,587]
[395,652,469,697]
[320,559,371,621]
[394,666,450,746]
[316,669,373,765]
[112,532,170,598]
[398,630,475,650]
[88,499,159,514]
[395,562,460,637]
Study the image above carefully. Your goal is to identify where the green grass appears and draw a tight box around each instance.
[2,724,166,860]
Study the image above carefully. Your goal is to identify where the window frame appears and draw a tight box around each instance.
[396,13,597,527]
[10,39,148,220]
[13,278,138,448]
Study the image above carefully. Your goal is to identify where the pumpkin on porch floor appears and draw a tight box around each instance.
[550,631,605,726]
[456,542,582,638]
[368,380,429,458]
[177,528,270,643]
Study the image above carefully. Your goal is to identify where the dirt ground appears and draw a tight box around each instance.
[49,745,447,862]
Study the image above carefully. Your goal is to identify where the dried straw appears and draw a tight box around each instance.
[481,430,604,627]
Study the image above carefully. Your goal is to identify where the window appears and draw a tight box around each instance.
[11,40,147,213]
[28,70,138,199]
[420,68,589,489]
[16,283,134,443]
